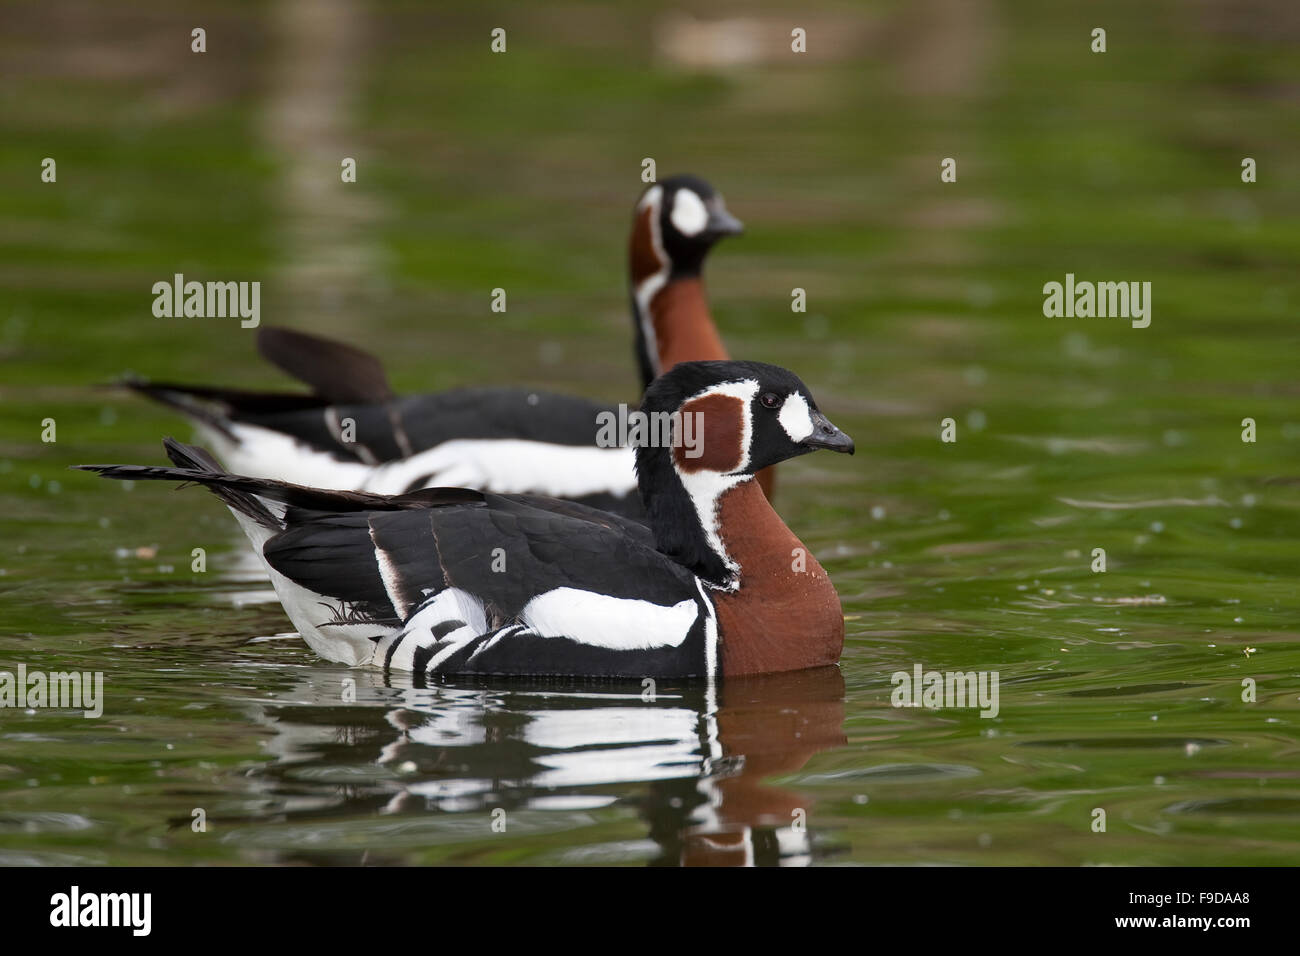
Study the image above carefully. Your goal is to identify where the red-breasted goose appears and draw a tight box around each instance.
[79,360,852,680]
[124,176,763,516]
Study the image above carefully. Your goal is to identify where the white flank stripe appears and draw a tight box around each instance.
[520,588,699,651]
[404,588,488,640]
[365,440,636,497]
[467,624,526,662]
[386,588,490,673]
[211,423,637,499]
[217,423,374,490]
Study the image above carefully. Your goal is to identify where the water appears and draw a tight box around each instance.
[1,0,1299,866]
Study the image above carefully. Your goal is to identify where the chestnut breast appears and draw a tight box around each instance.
[710,481,844,677]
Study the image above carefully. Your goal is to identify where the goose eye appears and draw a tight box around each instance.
[760,392,780,409]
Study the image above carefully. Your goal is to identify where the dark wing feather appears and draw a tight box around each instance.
[393,388,618,449]
[256,327,394,404]
[434,494,685,609]
[263,512,402,626]
[119,377,327,441]
[264,491,683,624]
[164,386,623,471]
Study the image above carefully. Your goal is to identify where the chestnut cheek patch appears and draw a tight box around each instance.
[674,394,743,473]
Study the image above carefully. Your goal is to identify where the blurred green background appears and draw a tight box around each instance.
[0,0,1298,865]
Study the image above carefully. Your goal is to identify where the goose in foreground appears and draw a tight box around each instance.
[78,360,853,680]
[125,176,760,515]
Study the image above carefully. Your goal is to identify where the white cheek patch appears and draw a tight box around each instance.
[670,189,709,237]
[778,393,814,442]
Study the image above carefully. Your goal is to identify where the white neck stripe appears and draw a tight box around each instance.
[672,379,758,582]
[633,189,670,377]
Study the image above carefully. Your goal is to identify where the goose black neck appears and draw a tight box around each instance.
[630,288,657,391]
[634,441,734,585]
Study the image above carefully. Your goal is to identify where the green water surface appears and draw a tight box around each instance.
[1,0,1297,865]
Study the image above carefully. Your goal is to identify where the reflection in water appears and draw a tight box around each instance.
[242,666,847,866]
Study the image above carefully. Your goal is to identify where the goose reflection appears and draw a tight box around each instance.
[243,664,846,866]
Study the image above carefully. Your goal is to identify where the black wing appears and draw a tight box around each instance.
[77,440,708,679]
[256,327,393,405]
[125,327,621,463]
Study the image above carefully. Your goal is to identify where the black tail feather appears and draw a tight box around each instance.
[161,437,226,473]
[75,437,282,530]
[119,375,330,429]
[73,439,486,528]
[119,377,239,439]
